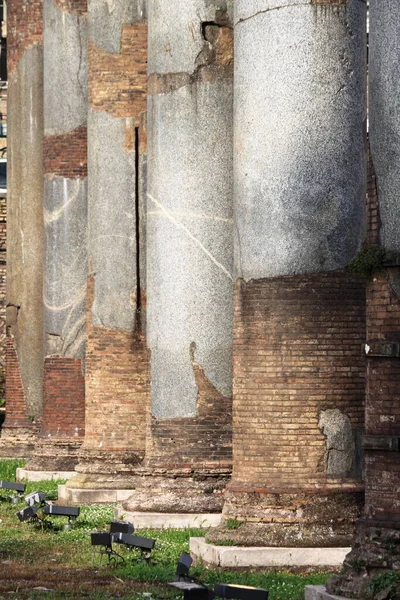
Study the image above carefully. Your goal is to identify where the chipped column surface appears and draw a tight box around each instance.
[88,0,147,329]
[44,0,87,137]
[369,1,400,254]
[234,0,366,281]
[318,409,355,477]
[147,0,234,419]
[43,0,87,359]
[7,45,44,417]
[88,113,137,330]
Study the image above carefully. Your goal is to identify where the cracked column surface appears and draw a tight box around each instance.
[123,0,234,514]
[207,0,368,547]
[328,4,400,597]
[66,0,150,494]
[0,0,44,457]
[25,0,88,474]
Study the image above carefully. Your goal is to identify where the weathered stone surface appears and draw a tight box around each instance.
[148,0,233,76]
[369,0,400,254]
[89,0,146,54]
[88,111,137,330]
[234,0,366,280]
[44,0,87,136]
[318,409,356,477]
[147,79,234,418]
[6,46,44,418]
[44,178,87,359]
[122,476,227,513]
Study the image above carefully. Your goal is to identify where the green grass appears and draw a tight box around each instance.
[0,460,332,600]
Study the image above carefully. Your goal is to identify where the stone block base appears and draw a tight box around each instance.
[208,488,363,547]
[0,426,37,458]
[115,509,222,529]
[58,484,135,505]
[24,437,82,472]
[190,539,351,568]
[122,474,228,514]
[16,468,75,481]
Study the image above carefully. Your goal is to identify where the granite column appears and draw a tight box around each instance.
[0,0,44,457]
[64,0,149,503]
[24,0,88,475]
[123,0,234,514]
[209,0,367,546]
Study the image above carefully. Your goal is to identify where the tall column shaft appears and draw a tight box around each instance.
[68,0,149,493]
[0,0,44,456]
[124,0,234,514]
[26,0,88,472]
[328,4,400,596]
[211,0,367,546]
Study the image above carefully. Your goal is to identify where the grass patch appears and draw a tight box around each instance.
[0,460,332,599]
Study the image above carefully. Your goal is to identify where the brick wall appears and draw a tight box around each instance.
[84,276,149,456]
[88,23,147,120]
[145,360,232,472]
[7,0,42,75]
[40,356,85,438]
[43,125,87,178]
[232,271,366,490]
[3,338,35,428]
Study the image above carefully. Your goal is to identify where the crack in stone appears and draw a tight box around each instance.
[234,0,357,27]
[147,192,234,281]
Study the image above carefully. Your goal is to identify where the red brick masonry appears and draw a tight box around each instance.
[41,356,85,438]
[7,0,42,75]
[232,271,366,490]
[43,126,88,179]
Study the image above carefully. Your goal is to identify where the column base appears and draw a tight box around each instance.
[23,437,82,473]
[122,470,230,514]
[206,487,364,547]
[327,519,400,599]
[0,425,38,458]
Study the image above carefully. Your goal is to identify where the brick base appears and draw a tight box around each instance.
[25,355,85,472]
[0,337,38,456]
[207,488,364,547]
[122,473,229,514]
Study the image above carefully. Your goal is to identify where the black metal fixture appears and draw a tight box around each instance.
[16,505,39,524]
[169,556,269,600]
[25,491,47,507]
[0,480,26,503]
[42,504,80,530]
[90,521,156,565]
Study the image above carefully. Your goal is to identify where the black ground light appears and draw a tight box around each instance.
[0,480,26,503]
[169,555,269,600]
[25,491,47,507]
[42,504,80,530]
[16,505,39,524]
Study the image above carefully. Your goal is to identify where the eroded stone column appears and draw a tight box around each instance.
[25,0,87,473]
[327,3,400,596]
[0,0,44,457]
[66,0,149,497]
[123,0,234,514]
[208,0,367,546]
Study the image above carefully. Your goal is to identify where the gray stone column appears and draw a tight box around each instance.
[209,0,367,547]
[0,0,44,457]
[25,0,88,475]
[64,0,150,500]
[123,0,234,514]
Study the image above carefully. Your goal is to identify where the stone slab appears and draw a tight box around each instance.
[190,538,351,568]
[17,468,75,482]
[115,510,222,529]
[58,485,135,505]
[305,585,349,600]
